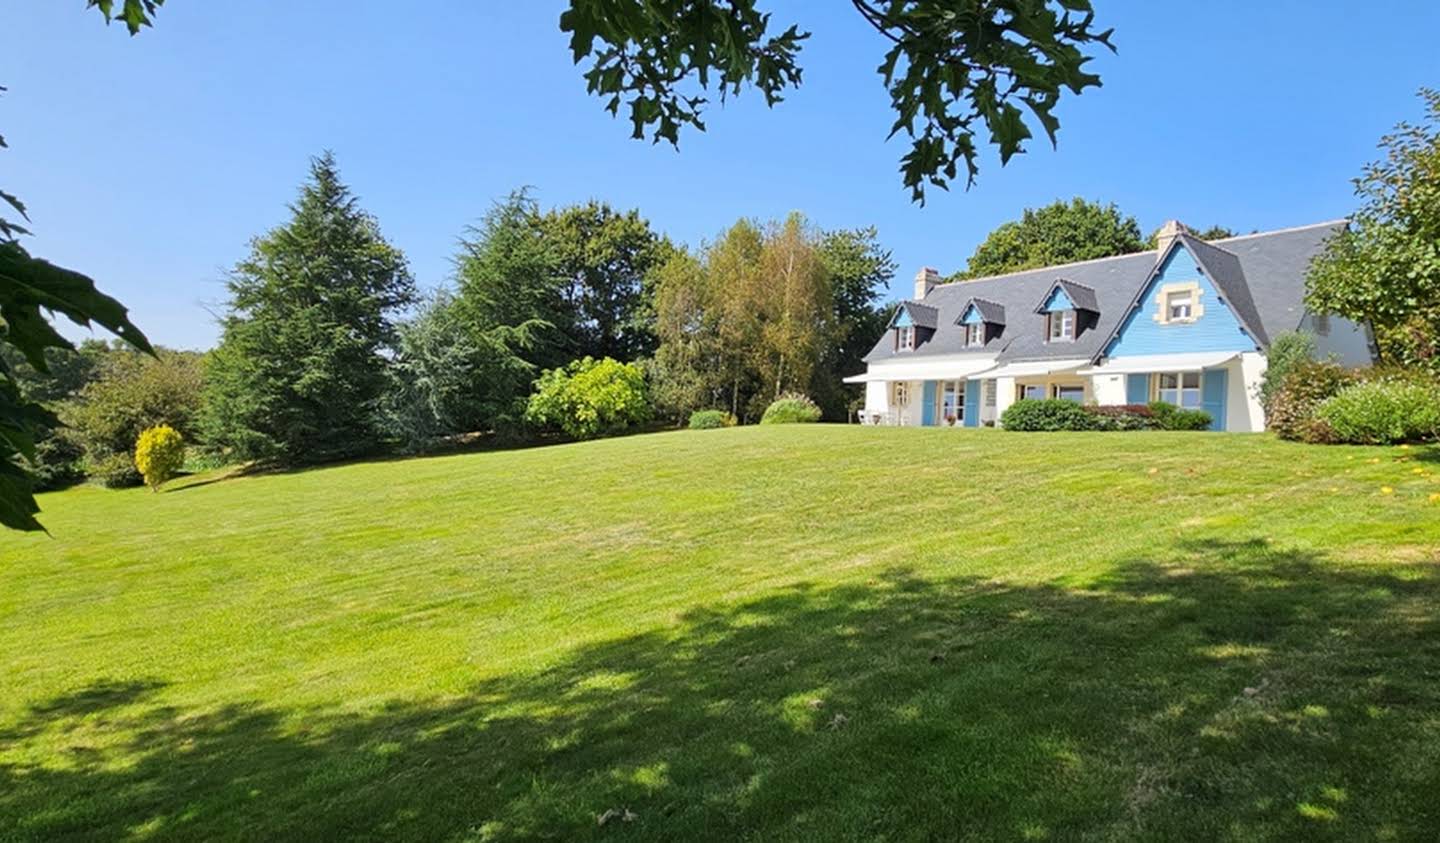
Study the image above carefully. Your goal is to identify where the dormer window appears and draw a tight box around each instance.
[896,325,915,351]
[1047,310,1075,342]
[963,322,985,347]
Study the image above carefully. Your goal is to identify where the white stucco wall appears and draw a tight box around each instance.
[1229,352,1267,432]
[993,377,1017,426]
[1091,373,1128,406]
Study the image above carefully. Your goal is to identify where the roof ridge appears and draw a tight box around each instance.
[1209,219,1348,244]
[926,219,1348,289]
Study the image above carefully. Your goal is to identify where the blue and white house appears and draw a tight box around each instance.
[848,220,1375,431]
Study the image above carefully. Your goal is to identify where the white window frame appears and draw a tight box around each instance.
[940,381,962,424]
[1047,310,1075,342]
[896,325,914,351]
[1155,371,1202,408]
[892,381,910,406]
[963,322,985,347]
[1052,383,1085,403]
[1019,383,1046,401]
[1155,282,1204,325]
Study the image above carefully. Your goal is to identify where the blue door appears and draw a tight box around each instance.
[1126,373,1150,405]
[921,380,937,426]
[1201,368,1227,430]
[963,380,981,428]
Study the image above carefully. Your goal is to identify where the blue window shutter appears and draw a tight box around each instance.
[1201,368,1227,430]
[921,381,937,426]
[1126,373,1149,404]
[963,380,981,427]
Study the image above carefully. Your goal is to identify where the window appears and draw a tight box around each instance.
[1047,310,1075,342]
[963,322,985,347]
[1020,384,1046,401]
[940,381,962,424]
[1157,372,1202,408]
[1052,384,1085,403]
[1167,290,1194,321]
[1155,282,1204,324]
[983,379,997,409]
[892,381,910,406]
[896,325,914,351]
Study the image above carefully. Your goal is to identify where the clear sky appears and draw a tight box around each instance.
[5,2,1438,350]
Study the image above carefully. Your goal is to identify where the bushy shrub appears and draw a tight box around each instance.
[1315,381,1440,444]
[1000,399,1095,431]
[1082,404,1160,431]
[1148,401,1213,431]
[1267,361,1357,441]
[525,357,651,439]
[134,425,186,492]
[69,349,204,486]
[1258,331,1317,415]
[759,393,822,425]
[688,409,736,430]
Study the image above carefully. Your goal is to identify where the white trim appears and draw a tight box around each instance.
[978,358,1089,380]
[1078,351,1239,376]
[854,355,998,382]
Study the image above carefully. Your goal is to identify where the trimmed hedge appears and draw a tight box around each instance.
[1000,399,1095,431]
[760,394,822,425]
[1084,404,1160,431]
[1147,401,1213,431]
[1315,381,1440,444]
[688,409,737,430]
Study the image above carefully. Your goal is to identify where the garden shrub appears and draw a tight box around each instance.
[90,452,143,489]
[1147,401,1213,431]
[1258,331,1317,415]
[1000,399,1095,431]
[1315,381,1440,444]
[1082,404,1159,431]
[134,424,186,492]
[1267,361,1357,441]
[688,409,736,430]
[525,357,651,440]
[759,394,822,425]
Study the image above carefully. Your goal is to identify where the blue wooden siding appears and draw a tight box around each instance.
[1126,374,1149,404]
[963,380,981,427]
[894,309,914,328]
[921,380,937,425]
[1201,368,1227,431]
[960,304,983,324]
[1105,246,1258,357]
[1041,287,1074,312]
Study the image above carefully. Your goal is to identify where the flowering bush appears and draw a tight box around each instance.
[525,357,651,440]
[134,424,185,492]
[1082,404,1160,431]
[759,394,822,425]
[1267,361,1357,442]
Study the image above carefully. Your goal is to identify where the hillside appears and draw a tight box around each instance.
[3,426,1439,841]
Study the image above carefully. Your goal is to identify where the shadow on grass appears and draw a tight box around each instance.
[4,539,1439,841]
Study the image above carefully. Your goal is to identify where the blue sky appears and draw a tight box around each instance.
[5,2,1438,350]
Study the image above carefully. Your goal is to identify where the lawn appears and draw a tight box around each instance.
[3,426,1439,841]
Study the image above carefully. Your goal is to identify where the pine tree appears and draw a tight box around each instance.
[201,152,415,464]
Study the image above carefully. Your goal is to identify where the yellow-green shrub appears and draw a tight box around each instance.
[134,424,185,492]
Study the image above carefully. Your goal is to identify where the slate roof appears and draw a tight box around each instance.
[887,300,939,330]
[1040,279,1099,314]
[863,220,1347,365]
[961,297,1006,324]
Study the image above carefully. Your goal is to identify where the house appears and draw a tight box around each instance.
[847,220,1375,431]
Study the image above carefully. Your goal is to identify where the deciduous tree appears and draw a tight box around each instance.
[954,198,1144,279]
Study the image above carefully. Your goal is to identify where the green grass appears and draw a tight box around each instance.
[3,426,1440,841]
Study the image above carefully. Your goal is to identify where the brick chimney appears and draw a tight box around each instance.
[913,266,941,301]
[1155,220,1188,255]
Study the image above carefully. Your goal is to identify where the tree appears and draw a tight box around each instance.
[134,424,184,492]
[67,347,203,488]
[454,191,571,371]
[201,153,415,464]
[562,0,1115,201]
[1308,88,1440,376]
[954,198,1145,279]
[754,214,833,405]
[1147,223,1235,246]
[542,201,668,362]
[382,290,540,451]
[815,228,895,417]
